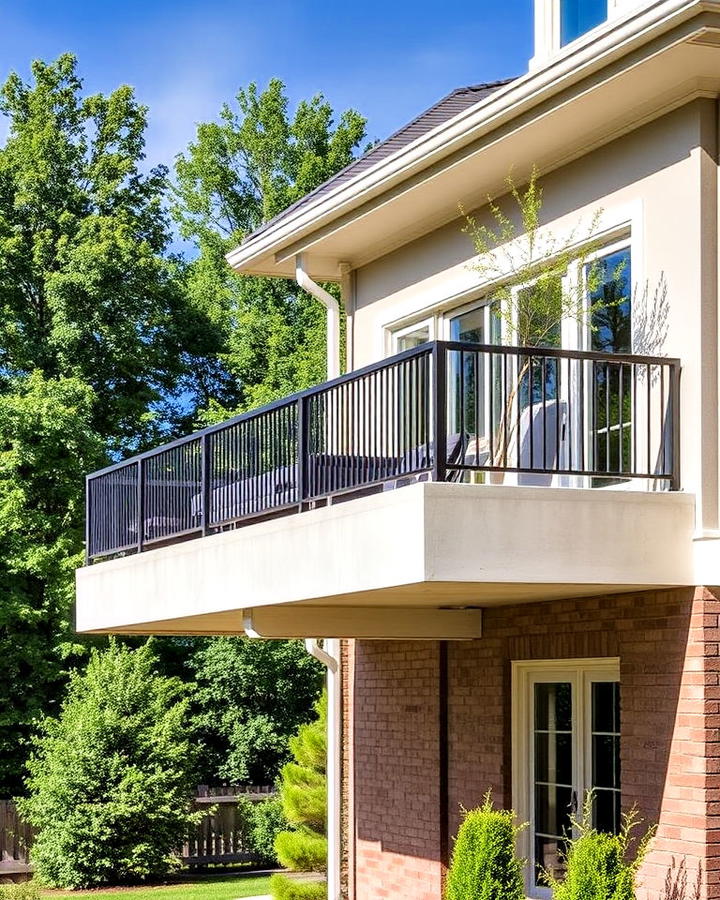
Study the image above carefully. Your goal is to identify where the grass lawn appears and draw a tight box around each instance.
[42,874,272,900]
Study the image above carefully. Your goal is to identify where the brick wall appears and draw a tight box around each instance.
[349,587,720,900]
[353,641,443,900]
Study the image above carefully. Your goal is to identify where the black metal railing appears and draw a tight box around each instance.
[85,341,681,561]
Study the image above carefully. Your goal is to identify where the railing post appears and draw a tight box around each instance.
[85,474,91,564]
[137,458,144,553]
[201,433,211,536]
[297,395,309,505]
[432,343,448,483]
[671,362,681,491]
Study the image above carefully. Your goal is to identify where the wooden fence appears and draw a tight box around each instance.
[182,785,275,868]
[0,801,34,880]
[0,787,275,878]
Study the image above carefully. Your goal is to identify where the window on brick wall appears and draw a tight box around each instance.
[512,658,621,899]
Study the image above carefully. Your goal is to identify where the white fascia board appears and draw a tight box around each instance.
[226,0,714,274]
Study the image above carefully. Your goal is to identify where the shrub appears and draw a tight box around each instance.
[269,874,327,900]
[243,794,288,865]
[274,691,327,873]
[548,799,654,900]
[0,882,40,900]
[445,794,525,900]
[275,828,328,871]
[18,641,201,889]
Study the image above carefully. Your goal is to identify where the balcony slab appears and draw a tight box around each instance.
[76,482,696,636]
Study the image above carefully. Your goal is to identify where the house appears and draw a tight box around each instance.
[75,0,720,897]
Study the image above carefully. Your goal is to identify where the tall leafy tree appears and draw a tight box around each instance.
[173,78,367,414]
[0,53,211,450]
[0,55,211,796]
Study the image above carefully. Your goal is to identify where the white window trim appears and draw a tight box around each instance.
[386,316,436,356]
[511,657,620,899]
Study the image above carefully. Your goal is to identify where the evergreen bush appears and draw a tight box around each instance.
[18,641,201,889]
[269,874,327,900]
[548,798,654,900]
[445,794,525,900]
[272,692,327,900]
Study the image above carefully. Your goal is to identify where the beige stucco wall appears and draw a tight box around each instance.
[349,99,719,537]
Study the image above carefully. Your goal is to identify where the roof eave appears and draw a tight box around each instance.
[227,0,715,276]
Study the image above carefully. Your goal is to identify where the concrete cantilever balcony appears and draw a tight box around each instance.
[76,341,692,639]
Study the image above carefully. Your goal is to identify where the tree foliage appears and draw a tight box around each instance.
[0,54,207,450]
[0,372,102,796]
[19,641,200,889]
[0,54,214,795]
[188,637,324,785]
[173,78,367,414]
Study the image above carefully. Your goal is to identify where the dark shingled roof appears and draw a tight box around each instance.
[245,78,516,243]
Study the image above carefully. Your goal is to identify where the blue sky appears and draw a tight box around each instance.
[0,0,532,170]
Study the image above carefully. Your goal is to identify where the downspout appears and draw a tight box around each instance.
[296,253,341,380]
[306,638,342,900]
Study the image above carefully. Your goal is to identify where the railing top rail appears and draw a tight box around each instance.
[86,339,680,481]
[441,339,681,368]
[87,342,435,480]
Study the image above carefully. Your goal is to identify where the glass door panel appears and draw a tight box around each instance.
[590,681,621,833]
[588,248,632,485]
[533,682,573,886]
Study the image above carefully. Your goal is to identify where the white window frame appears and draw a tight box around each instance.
[568,238,636,490]
[387,316,436,356]
[511,657,620,899]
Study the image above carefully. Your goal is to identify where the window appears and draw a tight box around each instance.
[588,247,632,482]
[513,659,621,898]
[448,302,501,441]
[560,0,607,45]
[393,321,432,353]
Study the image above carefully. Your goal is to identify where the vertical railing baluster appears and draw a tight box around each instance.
[671,362,681,490]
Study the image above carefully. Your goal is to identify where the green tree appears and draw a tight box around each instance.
[272,691,328,900]
[19,641,200,889]
[173,78,367,415]
[188,637,324,785]
[0,54,214,794]
[0,54,213,450]
[0,372,102,797]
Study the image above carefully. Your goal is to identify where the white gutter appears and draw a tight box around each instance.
[296,253,340,380]
[305,638,342,900]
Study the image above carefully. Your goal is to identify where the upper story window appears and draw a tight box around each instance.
[560,0,607,45]
[531,0,625,70]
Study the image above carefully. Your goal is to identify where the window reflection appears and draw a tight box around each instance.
[561,0,607,45]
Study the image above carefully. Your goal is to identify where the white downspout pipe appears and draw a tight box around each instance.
[306,637,341,900]
[295,254,341,380]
